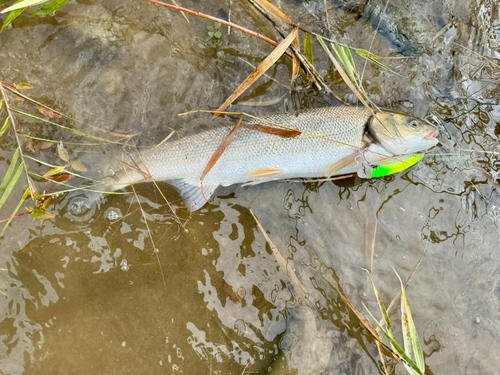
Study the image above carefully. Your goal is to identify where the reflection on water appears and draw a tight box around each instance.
[1,0,500,374]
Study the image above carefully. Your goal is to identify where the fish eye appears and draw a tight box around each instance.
[409,120,419,128]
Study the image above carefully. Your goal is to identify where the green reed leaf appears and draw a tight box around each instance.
[332,43,364,93]
[1,0,27,32]
[32,0,67,15]
[365,271,397,345]
[1,0,48,13]
[396,271,425,374]
[11,108,121,144]
[355,49,397,74]
[363,304,424,375]
[304,32,313,65]
[0,117,9,139]
[1,187,29,236]
[0,161,24,212]
[0,147,20,193]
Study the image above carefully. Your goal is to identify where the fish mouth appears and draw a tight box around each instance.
[423,129,439,142]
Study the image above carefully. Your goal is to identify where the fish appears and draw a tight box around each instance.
[102,107,439,211]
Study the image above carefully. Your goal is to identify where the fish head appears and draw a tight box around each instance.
[368,113,439,155]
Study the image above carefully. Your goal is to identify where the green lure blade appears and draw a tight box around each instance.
[371,154,425,178]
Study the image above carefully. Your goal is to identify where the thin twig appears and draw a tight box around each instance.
[360,0,391,89]
[0,87,35,196]
[147,0,293,57]
[228,0,231,35]
[250,209,309,302]
[123,166,168,291]
[130,145,187,230]
[323,0,331,32]
[284,174,355,183]
[0,82,138,139]
[385,241,428,314]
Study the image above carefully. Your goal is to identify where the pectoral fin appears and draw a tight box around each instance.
[327,151,360,176]
[169,179,218,212]
[247,168,282,177]
[242,168,282,186]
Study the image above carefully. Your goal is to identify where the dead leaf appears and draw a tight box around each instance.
[201,116,244,182]
[58,144,70,163]
[253,0,293,26]
[38,212,55,220]
[43,166,66,178]
[14,83,34,90]
[241,122,301,137]
[25,138,36,152]
[38,106,63,119]
[40,141,53,149]
[69,160,88,172]
[215,28,298,115]
[49,173,75,183]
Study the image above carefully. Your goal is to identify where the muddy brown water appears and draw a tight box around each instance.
[1,0,500,374]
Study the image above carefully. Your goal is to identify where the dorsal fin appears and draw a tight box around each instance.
[169,179,218,212]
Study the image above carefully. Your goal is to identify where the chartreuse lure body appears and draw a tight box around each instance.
[371,154,425,178]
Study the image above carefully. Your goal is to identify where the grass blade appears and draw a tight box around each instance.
[154,129,175,149]
[0,116,9,139]
[396,270,425,374]
[355,49,397,74]
[333,44,356,82]
[316,35,373,113]
[32,0,67,15]
[0,147,20,192]
[0,161,24,211]
[215,27,298,115]
[304,32,313,65]
[364,270,397,344]
[19,133,103,146]
[11,108,121,144]
[363,304,424,375]
[1,187,29,236]
[1,0,48,13]
[1,0,27,31]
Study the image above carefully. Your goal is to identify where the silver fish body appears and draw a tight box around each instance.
[106,107,439,210]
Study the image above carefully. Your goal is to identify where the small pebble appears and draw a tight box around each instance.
[475,316,481,324]
[108,210,120,220]
[120,259,130,272]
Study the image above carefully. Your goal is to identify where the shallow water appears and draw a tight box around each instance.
[1,0,500,374]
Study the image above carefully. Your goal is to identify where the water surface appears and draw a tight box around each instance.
[1,0,500,374]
